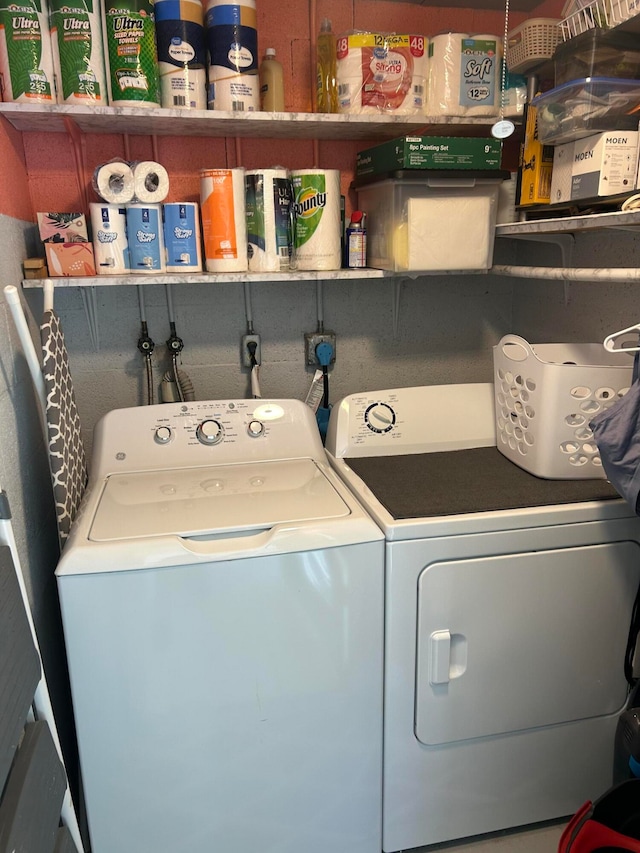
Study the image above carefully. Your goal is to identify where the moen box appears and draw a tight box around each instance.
[550,130,640,203]
[356,136,503,178]
[355,172,504,272]
[519,104,554,206]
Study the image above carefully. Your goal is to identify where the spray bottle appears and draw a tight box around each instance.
[347,210,367,269]
[316,17,338,113]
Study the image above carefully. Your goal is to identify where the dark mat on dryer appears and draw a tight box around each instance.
[345,446,619,519]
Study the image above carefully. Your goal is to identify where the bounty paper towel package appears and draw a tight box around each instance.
[550,132,640,204]
[336,32,428,115]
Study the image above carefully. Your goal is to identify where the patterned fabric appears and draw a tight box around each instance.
[40,310,88,546]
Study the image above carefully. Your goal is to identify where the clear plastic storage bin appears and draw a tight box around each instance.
[532,76,640,144]
[493,334,633,479]
[355,172,504,272]
[554,27,640,85]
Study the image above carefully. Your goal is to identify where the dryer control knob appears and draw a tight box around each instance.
[247,420,264,438]
[196,419,224,446]
[154,426,172,444]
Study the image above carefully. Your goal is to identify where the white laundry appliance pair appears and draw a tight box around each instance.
[56,399,384,853]
[325,382,640,852]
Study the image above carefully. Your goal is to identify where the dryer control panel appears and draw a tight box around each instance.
[91,399,326,477]
[325,383,497,458]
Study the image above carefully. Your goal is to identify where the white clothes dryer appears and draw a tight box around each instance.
[325,383,640,852]
[56,398,384,853]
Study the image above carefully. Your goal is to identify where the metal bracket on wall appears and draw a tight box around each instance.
[80,286,100,351]
[496,232,576,306]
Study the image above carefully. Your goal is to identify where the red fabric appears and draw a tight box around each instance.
[559,799,640,852]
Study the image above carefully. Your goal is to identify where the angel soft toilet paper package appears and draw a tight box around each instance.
[336,32,428,115]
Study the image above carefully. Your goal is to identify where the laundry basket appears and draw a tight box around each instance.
[493,334,634,479]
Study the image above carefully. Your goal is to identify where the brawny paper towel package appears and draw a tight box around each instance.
[550,131,640,203]
[336,32,428,115]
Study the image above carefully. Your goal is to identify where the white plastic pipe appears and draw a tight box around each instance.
[4,285,46,422]
[491,265,640,282]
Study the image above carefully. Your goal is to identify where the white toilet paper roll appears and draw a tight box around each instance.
[291,169,341,271]
[93,161,135,204]
[126,203,167,274]
[200,168,247,272]
[133,161,170,203]
[90,203,131,274]
[427,32,469,117]
[463,35,501,117]
[336,33,428,115]
[245,168,294,272]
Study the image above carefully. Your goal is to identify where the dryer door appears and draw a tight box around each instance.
[415,541,639,745]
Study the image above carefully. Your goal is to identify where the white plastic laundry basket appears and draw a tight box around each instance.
[493,334,634,479]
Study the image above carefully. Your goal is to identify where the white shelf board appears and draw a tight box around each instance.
[496,208,640,237]
[0,103,501,141]
[22,269,391,288]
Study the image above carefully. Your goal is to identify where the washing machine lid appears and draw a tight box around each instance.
[88,459,350,541]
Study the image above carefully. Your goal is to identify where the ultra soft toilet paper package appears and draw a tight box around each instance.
[336,32,428,115]
[427,33,500,117]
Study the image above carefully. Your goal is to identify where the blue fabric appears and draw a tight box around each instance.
[590,352,640,514]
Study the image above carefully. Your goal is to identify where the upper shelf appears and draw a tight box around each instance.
[0,103,503,141]
[496,208,640,237]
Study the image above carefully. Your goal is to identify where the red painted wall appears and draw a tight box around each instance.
[2,0,564,221]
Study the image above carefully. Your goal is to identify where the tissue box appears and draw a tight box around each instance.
[37,212,89,243]
[356,136,502,178]
[549,130,640,203]
[355,173,503,271]
[45,242,96,277]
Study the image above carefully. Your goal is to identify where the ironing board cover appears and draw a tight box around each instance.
[40,309,88,546]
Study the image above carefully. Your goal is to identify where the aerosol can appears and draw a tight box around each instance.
[347,210,366,268]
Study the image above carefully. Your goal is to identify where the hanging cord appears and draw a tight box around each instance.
[137,286,155,406]
[499,0,510,120]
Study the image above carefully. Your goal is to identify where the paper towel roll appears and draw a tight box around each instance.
[336,33,428,115]
[49,0,107,104]
[93,160,136,204]
[0,0,56,103]
[205,0,259,111]
[292,169,341,271]
[155,0,207,110]
[90,203,131,274]
[126,203,167,274]
[133,161,170,203]
[101,0,160,107]
[163,202,202,272]
[245,169,294,272]
[427,32,469,117]
[200,168,248,272]
[462,35,501,117]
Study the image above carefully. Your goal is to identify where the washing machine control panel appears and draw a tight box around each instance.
[92,399,327,475]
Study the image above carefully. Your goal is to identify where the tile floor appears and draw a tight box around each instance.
[406,818,567,852]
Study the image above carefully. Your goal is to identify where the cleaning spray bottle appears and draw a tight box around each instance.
[259,47,284,111]
[316,18,338,113]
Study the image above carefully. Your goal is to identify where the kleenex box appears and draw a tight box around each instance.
[549,130,640,203]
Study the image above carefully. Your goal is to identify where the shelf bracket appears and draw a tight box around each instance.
[497,232,575,305]
[79,286,100,351]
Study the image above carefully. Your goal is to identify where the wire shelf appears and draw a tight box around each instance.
[561,0,640,38]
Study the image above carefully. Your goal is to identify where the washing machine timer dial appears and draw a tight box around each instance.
[154,426,172,444]
[247,420,264,438]
[364,402,396,433]
[196,419,224,446]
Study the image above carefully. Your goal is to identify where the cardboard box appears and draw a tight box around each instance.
[45,242,96,277]
[519,104,554,206]
[550,131,640,203]
[37,212,89,244]
[356,136,502,178]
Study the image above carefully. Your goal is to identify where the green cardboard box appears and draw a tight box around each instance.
[356,136,503,177]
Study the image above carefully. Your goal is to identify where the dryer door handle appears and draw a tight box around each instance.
[429,629,451,685]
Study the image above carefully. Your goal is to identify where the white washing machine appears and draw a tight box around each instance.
[325,383,640,852]
[56,398,384,853]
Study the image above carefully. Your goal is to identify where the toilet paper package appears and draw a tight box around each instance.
[132,161,170,203]
[336,32,428,115]
[126,203,166,274]
[0,0,56,102]
[427,32,469,117]
[200,168,248,272]
[292,169,341,271]
[90,203,131,274]
[245,168,294,272]
[427,33,501,117]
[163,202,202,272]
[93,160,136,204]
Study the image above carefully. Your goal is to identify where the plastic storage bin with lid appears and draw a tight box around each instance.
[354,171,506,272]
[554,27,640,85]
[532,77,640,145]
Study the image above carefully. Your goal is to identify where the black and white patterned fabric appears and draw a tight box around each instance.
[40,310,88,546]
